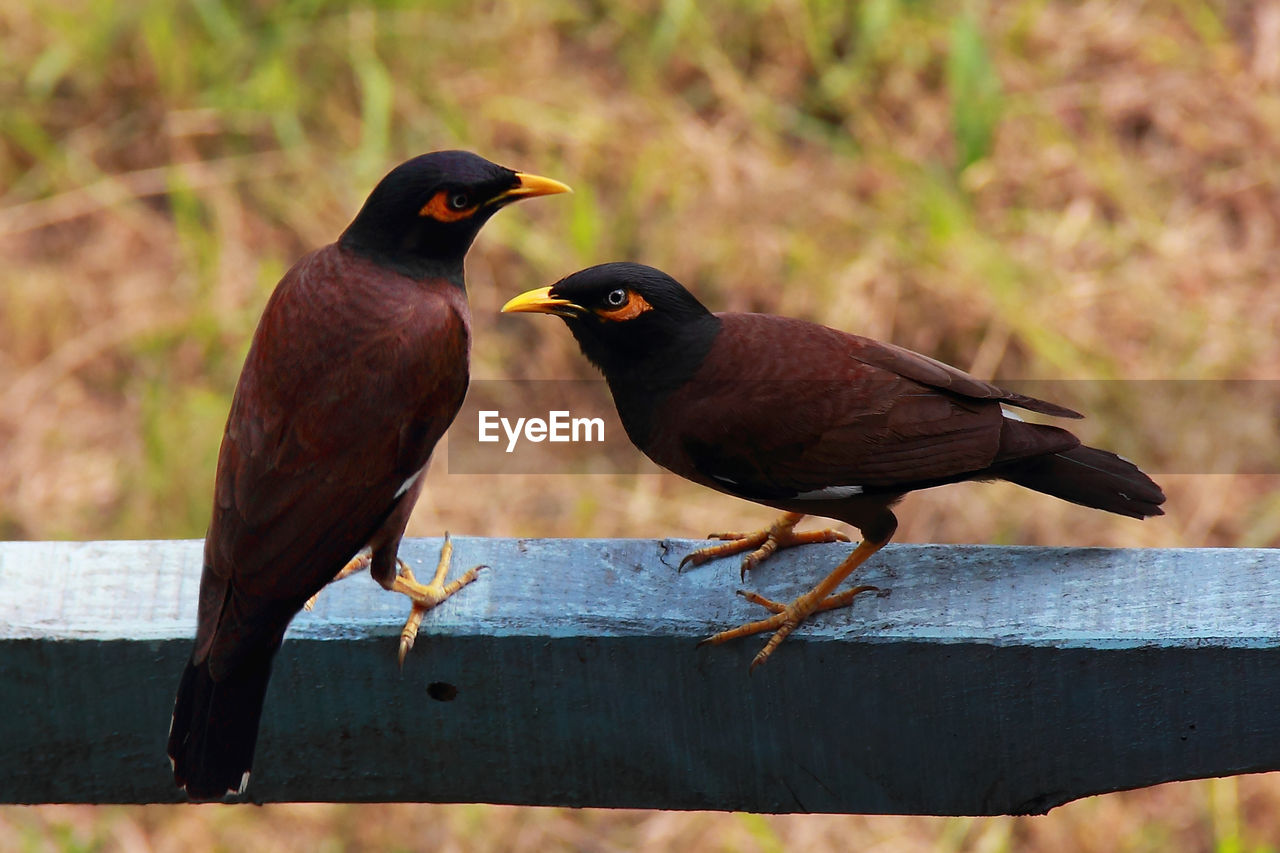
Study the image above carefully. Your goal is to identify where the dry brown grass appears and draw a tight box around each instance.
[3,0,1279,849]
[4,775,1279,853]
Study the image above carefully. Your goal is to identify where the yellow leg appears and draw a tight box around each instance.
[699,538,884,671]
[679,512,851,578]
[392,533,484,666]
[303,551,373,611]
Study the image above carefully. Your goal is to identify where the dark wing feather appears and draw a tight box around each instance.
[196,245,470,678]
[848,337,1082,419]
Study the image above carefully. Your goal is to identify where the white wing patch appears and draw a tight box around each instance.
[1000,407,1025,422]
[793,485,864,500]
[395,466,426,499]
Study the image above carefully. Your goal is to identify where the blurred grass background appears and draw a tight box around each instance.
[2,0,1278,849]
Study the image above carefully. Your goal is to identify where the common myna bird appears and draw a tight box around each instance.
[167,151,569,801]
[503,262,1164,670]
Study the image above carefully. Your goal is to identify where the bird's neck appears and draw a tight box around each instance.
[337,240,468,289]
[590,314,722,447]
[574,315,716,382]
[338,212,480,288]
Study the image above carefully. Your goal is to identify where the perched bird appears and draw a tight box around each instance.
[168,151,570,801]
[502,262,1165,670]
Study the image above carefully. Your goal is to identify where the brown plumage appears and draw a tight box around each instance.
[168,151,569,801]
[502,262,1164,669]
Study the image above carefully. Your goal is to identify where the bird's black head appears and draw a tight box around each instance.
[502,262,720,379]
[339,150,570,282]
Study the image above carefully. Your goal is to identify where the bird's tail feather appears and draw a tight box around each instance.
[167,649,277,802]
[999,444,1165,519]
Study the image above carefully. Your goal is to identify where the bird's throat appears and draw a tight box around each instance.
[588,314,721,448]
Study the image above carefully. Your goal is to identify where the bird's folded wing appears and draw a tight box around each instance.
[847,336,1083,419]
[673,378,1011,499]
[657,314,1081,499]
[199,256,469,662]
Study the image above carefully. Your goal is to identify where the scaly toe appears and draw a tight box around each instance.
[399,605,425,667]
[736,589,786,612]
[698,609,789,648]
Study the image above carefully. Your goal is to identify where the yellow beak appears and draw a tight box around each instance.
[491,172,573,204]
[501,286,579,315]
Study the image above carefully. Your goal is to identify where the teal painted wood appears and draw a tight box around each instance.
[0,538,1277,812]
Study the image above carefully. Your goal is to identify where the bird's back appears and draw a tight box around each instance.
[198,244,471,676]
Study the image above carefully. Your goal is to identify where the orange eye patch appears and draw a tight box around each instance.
[419,190,480,222]
[595,291,654,322]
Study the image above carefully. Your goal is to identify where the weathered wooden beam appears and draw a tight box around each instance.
[0,538,1277,813]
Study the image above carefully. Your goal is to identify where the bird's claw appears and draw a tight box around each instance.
[678,513,850,579]
[304,552,372,611]
[700,583,878,670]
[679,530,768,570]
[392,535,484,666]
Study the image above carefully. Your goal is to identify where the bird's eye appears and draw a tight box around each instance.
[605,289,628,307]
[447,192,471,211]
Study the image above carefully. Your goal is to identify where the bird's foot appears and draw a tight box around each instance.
[392,533,485,666]
[679,511,849,579]
[699,584,878,671]
[303,551,372,611]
